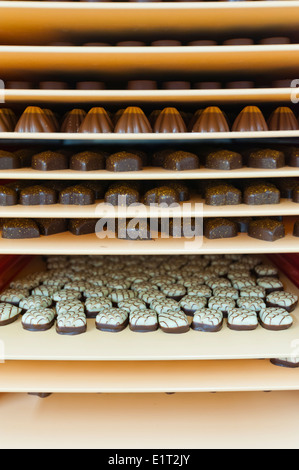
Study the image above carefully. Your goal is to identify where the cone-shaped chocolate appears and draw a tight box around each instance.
[267,106,299,131]
[153,107,187,133]
[192,106,230,132]
[43,109,59,132]
[15,106,56,133]
[79,107,113,133]
[114,106,152,133]
[0,108,17,132]
[232,106,268,132]
[188,109,204,131]
[61,109,86,133]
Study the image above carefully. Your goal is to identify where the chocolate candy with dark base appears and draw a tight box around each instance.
[68,218,98,235]
[226,81,255,89]
[116,41,146,47]
[205,149,242,170]
[0,150,21,169]
[194,82,222,89]
[204,218,238,239]
[266,291,298,313]
[248,218,285,242]
[293,220,299,237]
[127,80,157,90]
[15,106,57,133]
[162,81,191,89]
[70,150,106,171]
[31,150,69,171]
[105,185,140,206]
[106,151,143,172]
[192,106,230,132]
[79,107,114,133]
[260,37,290,45]
[28,393,52,398]
[6,81,34,89]
[163,150,199,170]
[2,219,40,239]
[143,186,179,206]
[0,186,17,206]
[40,81,68,90]
[36,218,68,236]
[270,358,299,369]
[205,184,242,206]
[59,185,95,205]
[247,148,285,168]
[60,109,87,133]
[114,106,152,133]
[76,82,106,90]
[19,185,57,205]
[244,183,280,205]
[188,40,218,46]
[154,107,187,133]
[232,106,268,132]
[151,40,182,47]
[223,38,254,45]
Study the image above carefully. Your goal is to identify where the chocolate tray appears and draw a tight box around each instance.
[0,255,299,361]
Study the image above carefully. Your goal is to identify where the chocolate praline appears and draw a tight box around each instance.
[2,219,40,239]
[70,151,106,171]
[163,150,199,170]
[31,150,69,171]
[205,149,242,170]
[204,218,238,239]
[248,218,285,242]
[106,151,143,172]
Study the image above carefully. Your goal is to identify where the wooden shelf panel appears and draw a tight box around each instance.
[1,45,299,80]
[1,390,299,449]
[0,359,299,394]
[0,130,299,143]
[2,88,295,105]
[1,260,299,362]
[0,2,299,46]
[1,198,299,219]
[0,166,298,181]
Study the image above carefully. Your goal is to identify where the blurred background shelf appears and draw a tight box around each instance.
[1,2,299,46]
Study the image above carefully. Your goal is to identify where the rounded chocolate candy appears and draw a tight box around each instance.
[248,218,285,242]
[162,150,199,170]
[203,218,238,239]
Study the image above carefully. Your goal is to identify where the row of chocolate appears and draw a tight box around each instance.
[0,216,298,241]
[0,253,297,334]
[4,78,296,91]
[6,36,294,47]
[0,105,298,133]
[1,178,299,207]
[2,146,299,171]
